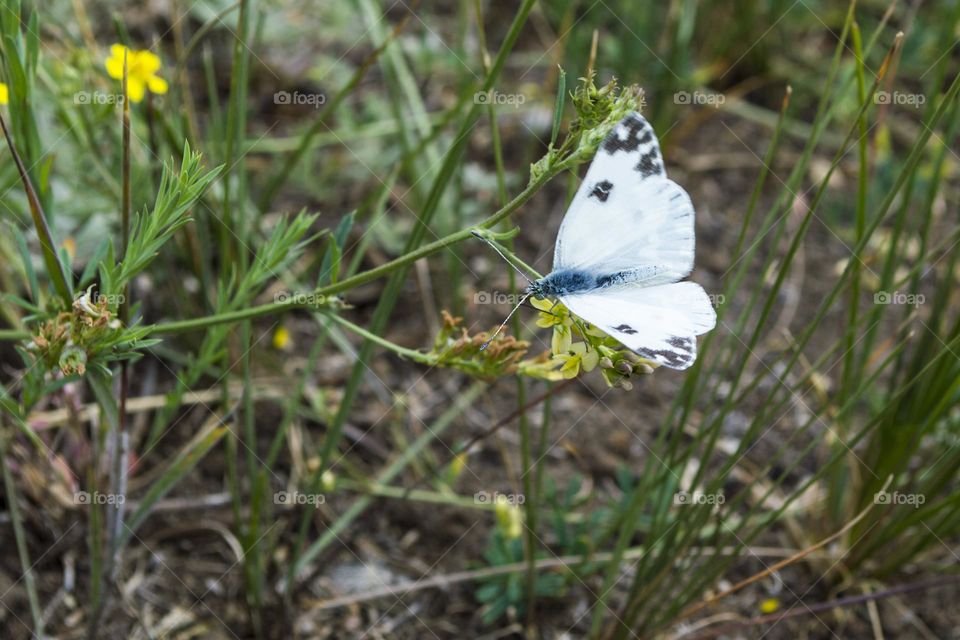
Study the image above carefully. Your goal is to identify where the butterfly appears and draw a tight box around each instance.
[513,112,716,370]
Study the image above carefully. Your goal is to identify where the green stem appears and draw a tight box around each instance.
[337,479,502,510]
[325,312,432,363]
[151,173,550,335]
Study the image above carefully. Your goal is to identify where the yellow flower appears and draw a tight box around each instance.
[551,323,572,355]
[531,298,577,355]
[494,495,523,540]
[104,44,168,103]
[0,83,8,105]
[555,342,599,379]
[272,325,291,350]
[517,353,566,380]
[531,297,571,329]
[759,597,780,614]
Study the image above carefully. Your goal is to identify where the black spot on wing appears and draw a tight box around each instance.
[601,113,651,155]
[636,148,663,178]
[589,180,614,202]
[635,336,695,370]
[611,323,638,335]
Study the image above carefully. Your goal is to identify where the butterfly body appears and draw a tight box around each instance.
[530,111,716,370]
[530,269,604,297]
[531,265,676,297]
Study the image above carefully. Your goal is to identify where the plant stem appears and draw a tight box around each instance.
[325,312,432,363]
[152,172,550,335]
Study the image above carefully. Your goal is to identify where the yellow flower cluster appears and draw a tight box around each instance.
[528,297,656,387]
[531,298,599,379]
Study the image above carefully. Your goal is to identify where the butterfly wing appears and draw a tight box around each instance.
[560,282,716,370]
[553,112,694,287]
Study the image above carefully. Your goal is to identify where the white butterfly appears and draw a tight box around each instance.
[526,112,716,370]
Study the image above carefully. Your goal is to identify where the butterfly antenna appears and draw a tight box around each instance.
[470,230,533,285]
[480,292,531,351]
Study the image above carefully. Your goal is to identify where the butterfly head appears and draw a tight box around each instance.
[525,279,547,299]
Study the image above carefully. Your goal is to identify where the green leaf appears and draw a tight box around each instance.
[551,66,566,147]
[318,210,355,287]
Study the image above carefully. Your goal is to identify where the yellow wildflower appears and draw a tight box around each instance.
[272,325,291,350]
[760,597,780,614]
[104,44,168,103]
[531,298,576,355]
[517,351,566,380]
[531,297,571,329]
[0,83,8,105]
[551,323,572,354]
[494,494,523,540]
[555,342,600,379]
